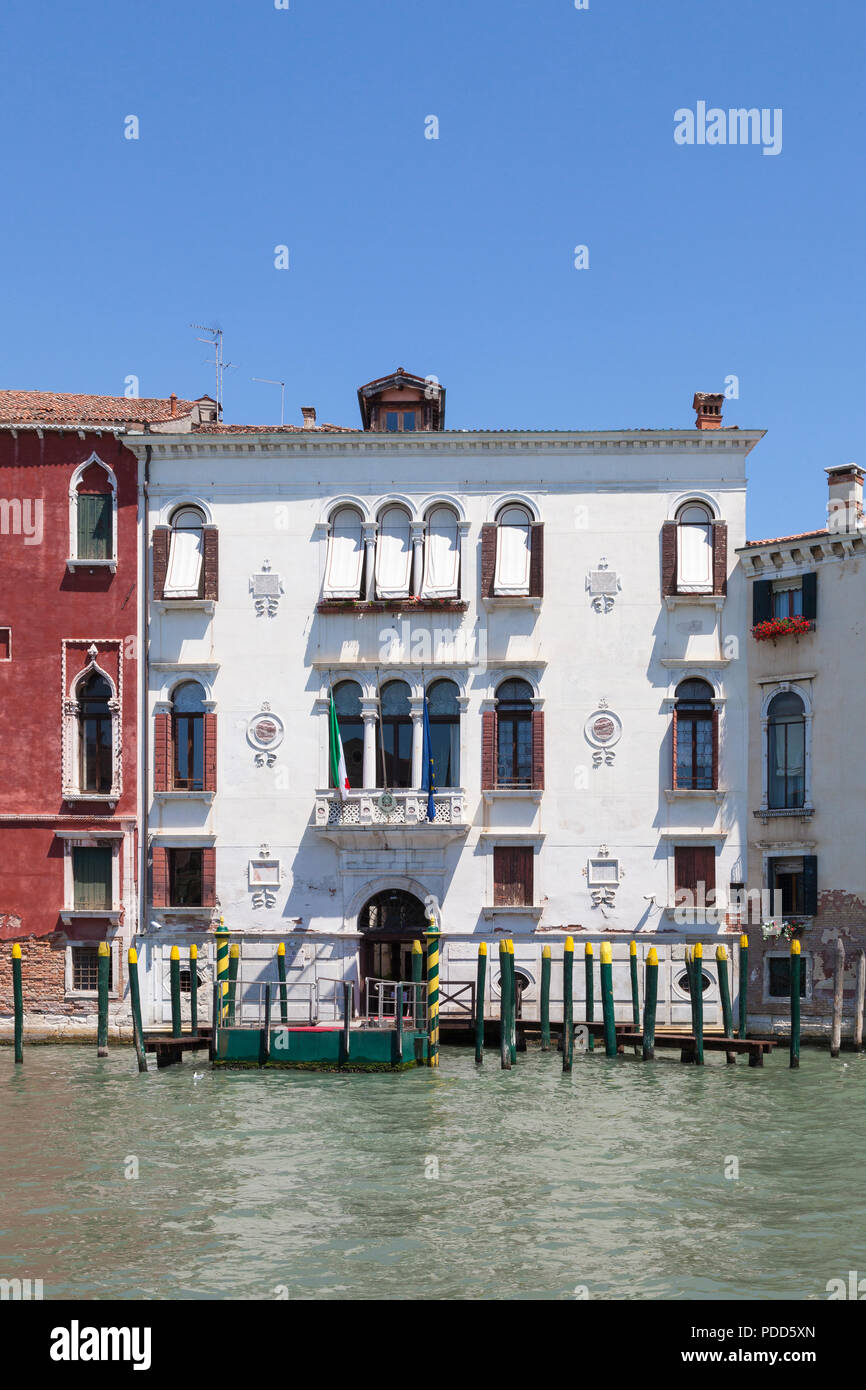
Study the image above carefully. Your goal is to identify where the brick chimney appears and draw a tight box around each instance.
[170,392,177,418]
[301,406,317,428]
[693,392,725,430]
[826,463,864,533]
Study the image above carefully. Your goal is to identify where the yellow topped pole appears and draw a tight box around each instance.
[426,916,440,1067]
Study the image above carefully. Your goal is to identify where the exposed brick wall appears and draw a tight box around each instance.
[531,710,545,791]
[0,936,124,1020]
[152,527,170,600]
[204,713,217,792]
[661,521,677,596]
[153,712,171,792]
[712,521,728,596]
[480,524,496,599]
[152,844,168,908]
[481,709,496,789]
[202,527,219,601]
[747,889,866,1033]
[529,523,544,597]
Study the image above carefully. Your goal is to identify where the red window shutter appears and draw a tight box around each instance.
[153,712,171,793]
[661,521,677,596]
[202,527,219,601]
[694,845,716,897]
[529,523,544,597]
[152,844,168,908]
[203,713,217,793]
[712,521,728,596]
[494,846,533,907]
[518,847,534,906]
[671,706,679,790]
[152,527,170,601]
[674,846,695,896]
[482,709,496,790]
[202,847,216,907]
[531,709,545,791]
[480,524,497,599]
[711,708,719,789]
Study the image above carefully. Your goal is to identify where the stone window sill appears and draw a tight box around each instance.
[480,595,542,610]
[481,906,544,919]
[61,910,122,925]
[153,790,215,803]
[665,788,725,803]
[66,558,117,574]
[482,788,543,801]
[154,598,215,614]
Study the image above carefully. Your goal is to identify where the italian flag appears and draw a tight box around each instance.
[329,689,349,799]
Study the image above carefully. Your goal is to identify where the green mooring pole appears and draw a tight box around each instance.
[97,941,110,1056]
[127,947,148,1074]
[12,942,23,1065]
[683,947,697,1063]
[692,943,705,1066]
[507,940,517,1064]
[189,943,199,1036]
[716,944,735,1064]
[790,939,801,1069]
[170,945,182,1039]
[277,941,288,1025]
[562,935,574,1073]
[738,933,749,1038]
[642,947,658,1061]
[475,942,487,1065]
[584,943,595,1051]
[600,941,617,1058]
[629,939,641,1056]
[227,944,240,1026]
[499,941,511,1070]
[540,945,551,1051]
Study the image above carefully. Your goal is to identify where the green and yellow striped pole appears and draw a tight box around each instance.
[600,941,617,1058]
[642,947,658,1061]
[474,942,486,1065]
[170,945,182,1038]
[127,946,148,1073]
[426,917,440,1068]
[227,944,240,1026]
[540,944,551,1051]
[12,942,23,1065]
[584,943,595,1051]
[189,943,199,1036]
[277,941,288,1025]
[499,940,511,1070]
[692,942,705,1065]
[97,941,110,1056]
[716,944,735,1063]
[215,919,230,1025]
[738,933,749,1038]
[562,935,574,1073]
[790,939,801,1070]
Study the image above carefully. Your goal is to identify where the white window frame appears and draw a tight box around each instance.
[494,505,532,596]
[760,681,813,813]
[67,454,118,572]
[323,506,366,599]
[675,502,714,594]
[65,938,122,1000]
[62,644,123,804]
[58,831,123,925]
[763,949,812,1003]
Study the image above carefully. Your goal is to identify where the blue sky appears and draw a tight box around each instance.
[0,0,862,540]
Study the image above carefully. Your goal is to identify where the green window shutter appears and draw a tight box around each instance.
[77,493,112,560]
[72,847,113,910]
[802,856,818,916]
[753,579,772,624]
[801,571,817,621]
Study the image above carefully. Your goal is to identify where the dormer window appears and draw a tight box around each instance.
[357,369,445,431]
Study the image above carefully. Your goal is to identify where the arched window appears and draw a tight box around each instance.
[375,507,412,599]
[427,679,460,787]
[676,502,714,592]
[674,679,716,789]
[494,506,532,596]
[172,681,206,790]
[422,506,460,597]
[332,681,364,790]
[496,678,534,787]
[379,679,412,787]
[324,507,365,599]
[165,506,205,599]
[768,692,806,809]
[70,457,116,565]
[78,671,113,793]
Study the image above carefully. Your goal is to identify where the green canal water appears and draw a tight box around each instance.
[1,1044,864,1301]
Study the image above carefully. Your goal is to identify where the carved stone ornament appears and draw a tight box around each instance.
[250,560,284,617]
[586,557,621,613]
[584,705,622,766]
[247,704,285,766]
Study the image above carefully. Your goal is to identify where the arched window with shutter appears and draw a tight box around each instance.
[495,678,534,787]
[422,506,460,597]
[165,506,206,598]
[673,678,716,789]
[324,507,365,598]
[675,502,714,592]
[375,507,412,599]
[494,506,532,596]
[69,455,117,568]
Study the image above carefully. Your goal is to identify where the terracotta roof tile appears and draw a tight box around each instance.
[0,390,197,427]
[745,528,830,548]
[194,422,357,434]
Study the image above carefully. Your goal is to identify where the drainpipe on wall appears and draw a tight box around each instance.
[137,444,151,1020]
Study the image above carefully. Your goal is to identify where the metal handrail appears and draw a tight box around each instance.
[364,978,427,1030]
[224,978,319,1028]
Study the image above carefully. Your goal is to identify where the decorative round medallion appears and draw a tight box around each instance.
[247,710,285,752]
[584,708,622,749]
[378,791,395,812]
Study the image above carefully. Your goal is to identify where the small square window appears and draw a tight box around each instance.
[772,584,803,619]
[0,628,10,660]
[768,955,807,999]
[402,412,416,431]
[386,412,399,432]
[72,945,112,992]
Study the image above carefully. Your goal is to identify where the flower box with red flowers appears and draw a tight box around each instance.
[751,617,814,642]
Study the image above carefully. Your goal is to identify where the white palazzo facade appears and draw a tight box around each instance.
[128,374,762,1029]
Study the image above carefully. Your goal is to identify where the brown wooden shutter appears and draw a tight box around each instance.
[674,846,694,896]
[203,713,217,793]
[482,709,496,789]
[480,524,497,599]
[493,846,533,907]
[529,523,544,597]
[712,521,728,595]
[202,527,219,601]
[695,845,716,898]
[661,521,677,596]
[711,708,719,789]
[671,706,679,789]
[152,844,168,908]
[531,709,545,791]
[152,527,170,601]
[153,712,171,793]
[202,847,216,907]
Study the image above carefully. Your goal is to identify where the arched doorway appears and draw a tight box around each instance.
[359,889,427,1005]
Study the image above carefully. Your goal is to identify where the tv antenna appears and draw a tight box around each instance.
[191,323,238,415]
[251,376,286,426]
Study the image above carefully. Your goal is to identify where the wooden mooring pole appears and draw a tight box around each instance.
[629,940,641,1056]
[584,943,595,1051]
[789,940,801,1069]
[506,939,517,1064]
[189,943,199,1036]
[170,945,182,1039]
[499,942,511,1070]
[716,945,735,1064]
[562,935,574,1073]
[738,933,749,1038]
[277,941,288,1025]
[127,947,148,1074]
[830,937,845,1058]
[474,942,486,1065]
[642,947,658,1061]
[600,942,617,1058]
[855,951,865,1053]
[97,941,110,1057]
[12,942,23,1065]
[692,943,705,1066]
[540,945,551,1051]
